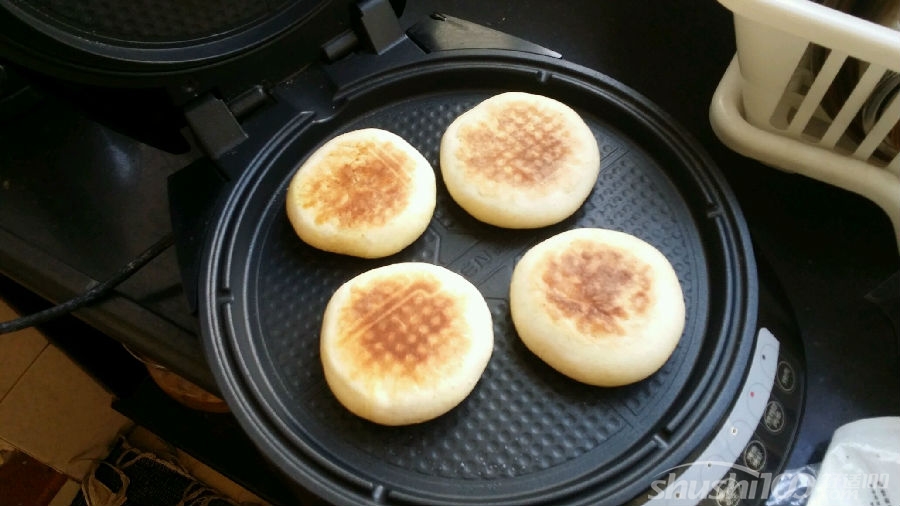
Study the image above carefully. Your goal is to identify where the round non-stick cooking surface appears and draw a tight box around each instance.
[202,54,756,506]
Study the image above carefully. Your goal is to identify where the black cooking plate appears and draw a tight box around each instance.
[202,52,756,506]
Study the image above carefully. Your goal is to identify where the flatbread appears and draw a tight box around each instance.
[440,92,600,228]
[286,128,436,258]
[509,228,685,386]
[320,262,494,425]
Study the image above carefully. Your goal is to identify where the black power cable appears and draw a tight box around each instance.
[0,233,175,335]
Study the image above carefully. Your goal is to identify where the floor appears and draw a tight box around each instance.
[0,298,270,506]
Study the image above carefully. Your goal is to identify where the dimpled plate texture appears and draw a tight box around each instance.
[222,90,713,503]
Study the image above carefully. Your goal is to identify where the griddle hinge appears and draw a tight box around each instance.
[322,0,404,61]
[184,93,249,160]
[357,0,404,54]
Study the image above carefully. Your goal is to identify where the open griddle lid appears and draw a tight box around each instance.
[0,0,405,99]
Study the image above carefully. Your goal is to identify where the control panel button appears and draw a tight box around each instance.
[742,440,767,472]
[712,476,742,506]
[763,400,785,434]
[776,361,796,393]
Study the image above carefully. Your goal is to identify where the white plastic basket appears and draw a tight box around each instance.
[710,0,900,251]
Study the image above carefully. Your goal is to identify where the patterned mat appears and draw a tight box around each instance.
[70,439,243,506]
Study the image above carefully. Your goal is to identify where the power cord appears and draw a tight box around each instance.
[0,233,175,335]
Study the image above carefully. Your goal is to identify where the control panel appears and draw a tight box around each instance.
[643,328,805,505]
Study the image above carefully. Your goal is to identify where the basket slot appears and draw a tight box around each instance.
[887,151,900,174]
[854,89,900,173]
[787,48,848,136]
[819,62,886,149]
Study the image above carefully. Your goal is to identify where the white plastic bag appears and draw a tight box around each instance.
[767,417,900,506]
[807,417,900,506]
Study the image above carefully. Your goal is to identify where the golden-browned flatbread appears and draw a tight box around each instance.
[440,92,600,228]
[509,228,685,386]
[286,128,436,258]
[320,262,494,425]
